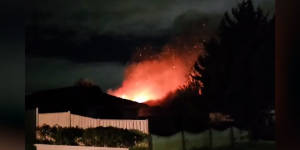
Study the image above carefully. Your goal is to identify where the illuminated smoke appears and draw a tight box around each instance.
[107,41,205,103]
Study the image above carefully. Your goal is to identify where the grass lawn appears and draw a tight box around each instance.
[190,141,275,150]
[151,131,275,150]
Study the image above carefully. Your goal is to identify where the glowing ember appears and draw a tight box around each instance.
[107,43,204,103]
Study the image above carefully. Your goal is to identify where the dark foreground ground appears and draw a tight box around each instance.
[191,141,275,150]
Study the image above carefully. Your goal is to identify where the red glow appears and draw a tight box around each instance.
[107,43,204,104]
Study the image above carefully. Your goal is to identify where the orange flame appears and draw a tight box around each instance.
[107,43,204,103]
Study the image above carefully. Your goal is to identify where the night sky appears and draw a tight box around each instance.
[26,0,274,94]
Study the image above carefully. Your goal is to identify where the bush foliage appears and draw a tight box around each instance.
[36,125,148,148]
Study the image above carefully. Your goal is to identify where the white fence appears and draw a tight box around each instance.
[36,108,149,134]
[151,128,249,150]
[35,144,128,150]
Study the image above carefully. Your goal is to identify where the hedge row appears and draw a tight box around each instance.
[36,125,148,148]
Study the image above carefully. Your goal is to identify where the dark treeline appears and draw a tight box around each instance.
[148,0,274,140]
[192,0,275,140]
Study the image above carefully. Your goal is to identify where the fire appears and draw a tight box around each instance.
[120,92,150,103]
[107,42,204,103]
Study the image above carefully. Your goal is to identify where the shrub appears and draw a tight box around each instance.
[36,125,148,148]
[81,126,147,147]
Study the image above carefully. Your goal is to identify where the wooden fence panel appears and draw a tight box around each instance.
[37,111,149,134]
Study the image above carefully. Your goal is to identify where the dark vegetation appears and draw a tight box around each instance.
[36,125,148,148]
[192,0,275,140]
[145,0,275,140]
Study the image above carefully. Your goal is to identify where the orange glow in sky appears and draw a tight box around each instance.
[107,43,204,103]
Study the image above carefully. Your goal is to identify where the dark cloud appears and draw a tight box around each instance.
[25,0,274,92]
[26,29,170,63]
[26,0,274,63]
[26,0,274,36]
[26,57,125,94]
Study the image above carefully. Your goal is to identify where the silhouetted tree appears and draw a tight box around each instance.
[193,0,274,140]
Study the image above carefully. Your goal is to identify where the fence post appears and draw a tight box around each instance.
[146,119,149,134]
[36,107,39,127]
[230,126,235,148]
[209,127,213,149]
[148,134,153,150]
[68,110,71,127]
